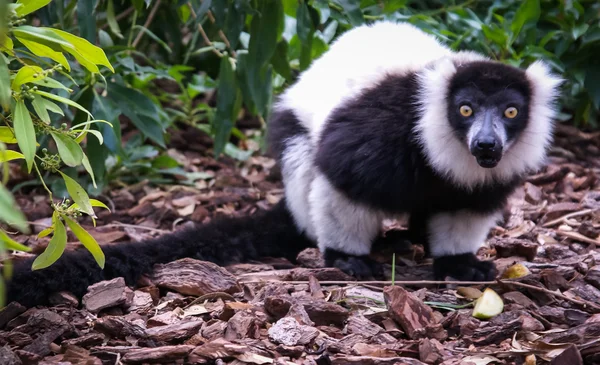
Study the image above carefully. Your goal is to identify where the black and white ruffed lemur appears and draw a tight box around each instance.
[5,21,563,308]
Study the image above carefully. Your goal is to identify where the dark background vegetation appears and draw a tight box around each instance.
[5,0,600,195]
[19,0,600,193]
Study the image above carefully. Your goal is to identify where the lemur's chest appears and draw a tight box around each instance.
[413,169,521,215]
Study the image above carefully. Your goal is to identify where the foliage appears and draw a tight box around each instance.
[61,0,596,172]
[21,0,600,193]
[0,0,114,305]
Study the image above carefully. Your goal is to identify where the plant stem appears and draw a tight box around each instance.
[422,0,477,16]
[132,0,162,48]
[32,159,53,200]
[127,10,138,49]
[100,6,135,30]
[187,2,225,58]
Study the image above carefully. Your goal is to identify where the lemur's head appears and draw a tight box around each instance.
[416,54,563,188]
[447,61,538,168]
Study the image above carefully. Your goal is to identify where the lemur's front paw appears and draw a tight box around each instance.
[323,249,384,280]
[433,253,497,281]
[372,229,414,252]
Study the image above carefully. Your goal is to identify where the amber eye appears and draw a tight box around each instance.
[459,105,473,117]
[504,107,518,119]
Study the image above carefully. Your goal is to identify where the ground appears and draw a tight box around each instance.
[1,123,599,365]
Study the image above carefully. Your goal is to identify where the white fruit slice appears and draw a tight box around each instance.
[472,288,504,319]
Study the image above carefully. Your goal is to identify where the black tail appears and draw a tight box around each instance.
[6,199,313,308]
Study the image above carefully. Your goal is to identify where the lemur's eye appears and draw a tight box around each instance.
[504,107,518,119]
[459,105,472,117]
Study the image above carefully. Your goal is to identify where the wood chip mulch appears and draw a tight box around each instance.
[1,124,600,365]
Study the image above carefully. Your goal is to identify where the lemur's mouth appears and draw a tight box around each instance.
[476,156,500,168]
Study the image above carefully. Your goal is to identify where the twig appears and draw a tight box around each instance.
[132,0,162,48]
[104,223,169,234]
[542,208,597,227]
[187,2,224,58]
[239,279,496,286]
[100,6,135,30]
[554,230,599,246]
[201,2,235,56]
[499,279,600,313]
[26,221,170,234]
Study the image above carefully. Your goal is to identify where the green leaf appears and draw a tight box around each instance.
[0,183,28,233]
[70,198,110,212]
[18,37,70,71]
[271,40,293,82]
[0,53,10,111]
[41,98,65,116]
[131,25,172,53]
[0,229,30,252]
[106,82,165,147]
[77,0,98,43]
[214,56,239,156]
[33,90,92,119]
[0,36,13,51]
[15,0,51,16]
[331,0,363,26]
[32,77,72,91]
[48,28,114,73]
[585,67,600,110]
[383,0,407,13]
[81,153,97,189]
[510,0,540,43]
[312,0,330,24]
[0,150,24,162]
[13,25,73,50]
[247,0,284,72]
[245,1,282,117]
[32,212,67,270]
[37,226,53,239]
[296,2,318,70]
[74,128,104,145]
[70,119,112,130]
[98,29,113,48]
[32,94,51,124]
[63,215,105,269]
[482,25,507,47]
[59,171,95,217]
[572,23,589,40]
[11,65,46,92]
[106,0,123,38]
[0,127,17,144]
[13,100,36,172]
[89,199,110,211]
[50,131,84,167]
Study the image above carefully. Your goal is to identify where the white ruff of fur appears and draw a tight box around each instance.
[277,21,452,143]
[415,57,563,189]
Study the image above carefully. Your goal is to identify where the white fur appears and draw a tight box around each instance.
[280,134,317,241]
[415,57,563,189]
[308,173,383,255]
[277,21,452,143]
[427,210,502,257]
[274,20,562,257]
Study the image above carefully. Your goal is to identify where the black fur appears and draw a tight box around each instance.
[433,253,497,281]
[266,106,309,160]
[6,199,313,308]
[315,70,524,216]
[315,62,533,280]
[323,248,384,280]
[447,61,532,145]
